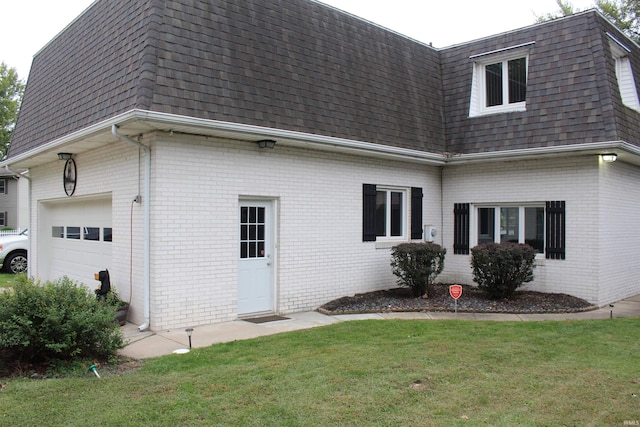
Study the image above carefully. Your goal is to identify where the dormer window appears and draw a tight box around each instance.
[608,33,640,112]
[485,58,527,107]
[469,42,533,117]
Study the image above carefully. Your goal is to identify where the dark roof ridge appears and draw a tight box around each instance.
[439,9,602,51]
[309,0,438,51]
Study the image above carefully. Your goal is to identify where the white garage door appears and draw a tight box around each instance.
[40,196,112,285]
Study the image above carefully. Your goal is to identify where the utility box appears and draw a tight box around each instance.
[424,225,437,242]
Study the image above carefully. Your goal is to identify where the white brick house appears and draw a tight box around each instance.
[5,1,640,330]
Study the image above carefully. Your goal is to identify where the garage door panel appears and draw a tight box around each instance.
[40,197,112,285]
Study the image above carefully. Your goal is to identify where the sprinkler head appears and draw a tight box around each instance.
[87,364,101,378]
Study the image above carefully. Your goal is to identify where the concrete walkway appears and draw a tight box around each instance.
[118,294,640,360]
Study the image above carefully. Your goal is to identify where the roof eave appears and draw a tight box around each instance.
[4,109,640,170]
[1,109,447,169]
[446,141,640,166]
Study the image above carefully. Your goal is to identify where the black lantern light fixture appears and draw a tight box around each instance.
[257,139,276,149]
[57,152,73,160]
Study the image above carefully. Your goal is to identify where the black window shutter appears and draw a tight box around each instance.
[411,187,423,240]
[363,184,377,242]
[454,203,470,255]
[546,201,566,260]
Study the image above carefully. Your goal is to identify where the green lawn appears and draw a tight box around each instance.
[1,318,639,426]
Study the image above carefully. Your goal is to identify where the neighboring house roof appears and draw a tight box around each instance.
[8,1,640,162]
[9,0,445,158]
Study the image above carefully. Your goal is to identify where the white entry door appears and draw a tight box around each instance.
[238,201,274,315]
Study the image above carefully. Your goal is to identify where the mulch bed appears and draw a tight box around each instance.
[318,283,596,315]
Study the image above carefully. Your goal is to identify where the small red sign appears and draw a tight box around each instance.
[449,285,463,300]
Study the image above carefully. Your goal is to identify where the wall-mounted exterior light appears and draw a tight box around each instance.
[57,152,73,160]
[602,153,617,162]
[257,139,276,149]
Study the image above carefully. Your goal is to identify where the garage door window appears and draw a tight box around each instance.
[84,227,100,241]
[52,226,64,238]
[51,226,112,242]
[67,227,81,239]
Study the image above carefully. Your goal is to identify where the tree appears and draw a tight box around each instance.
[0,62,25,159]
[596,0,640,42]
[535,0,577,22]
[537,0,640,44]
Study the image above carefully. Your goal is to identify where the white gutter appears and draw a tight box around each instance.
[445,140,640,163]
[7,109,637,170]
[133,109,447,165]
[111,125,151,332]
[0,109,446,168]
[1,113,136,167]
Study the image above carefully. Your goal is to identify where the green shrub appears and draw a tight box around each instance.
[390,242,446,297]
[470,242,536,299]
[0,276,123,365]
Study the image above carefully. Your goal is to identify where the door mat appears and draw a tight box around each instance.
[242,315,290,324]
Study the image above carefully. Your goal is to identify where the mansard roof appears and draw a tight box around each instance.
[9,0,445,158]
[9,1,640,163]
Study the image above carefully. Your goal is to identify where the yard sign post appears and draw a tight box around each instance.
[449,285,463,315]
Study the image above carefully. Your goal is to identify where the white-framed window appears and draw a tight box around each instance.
[0,179,6,195]
[363,184,423,243]
[475,205,545,253]
[0,212,5,227]
[375,187,407,240]
[608,33,640,112]
[469,43,532,117]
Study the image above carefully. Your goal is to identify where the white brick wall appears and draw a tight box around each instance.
[597,158,640,304]
[439,155,640,305]
[148,133,441,329]
[27,133,640,330]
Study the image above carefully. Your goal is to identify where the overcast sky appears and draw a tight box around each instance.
[2,0,596,80]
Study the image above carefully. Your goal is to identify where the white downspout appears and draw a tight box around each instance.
[112,125,151,331]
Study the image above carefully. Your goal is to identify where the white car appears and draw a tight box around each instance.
[0,230,28,274]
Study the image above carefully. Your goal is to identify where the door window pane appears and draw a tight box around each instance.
[240,206,266,259]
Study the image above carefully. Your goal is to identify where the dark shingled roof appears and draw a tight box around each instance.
[440,11,629,154]
[9,0,445,157]
[9,2,640,160]
[10,0,158,157]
